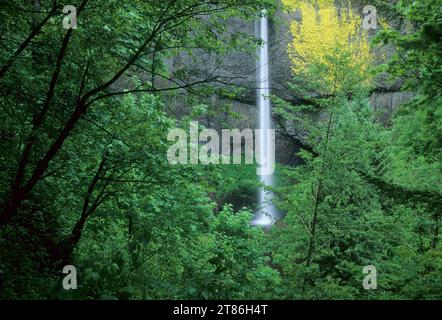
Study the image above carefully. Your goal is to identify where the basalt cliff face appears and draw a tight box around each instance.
[163,1,414,165]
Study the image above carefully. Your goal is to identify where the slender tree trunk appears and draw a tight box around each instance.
[302,111,333,293]
[59,156,106,264]
[305,112,333,266]
[305,181,322,266]
[0,1,57,79]
[0,0,89,226]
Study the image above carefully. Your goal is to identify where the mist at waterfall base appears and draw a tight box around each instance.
[251,13,283,228]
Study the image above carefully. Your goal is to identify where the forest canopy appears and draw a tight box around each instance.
[0,0,441,300]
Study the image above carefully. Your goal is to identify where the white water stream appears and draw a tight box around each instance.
[251,12,279,227]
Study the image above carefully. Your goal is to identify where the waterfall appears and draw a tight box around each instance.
[251,12,279,227]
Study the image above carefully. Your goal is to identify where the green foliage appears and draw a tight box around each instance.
[0,0,440,300]
[269,2,442,297]
[0,0,278,299]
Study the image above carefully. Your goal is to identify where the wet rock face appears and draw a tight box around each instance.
[162,11,295,105]
[268,12,298,103]
[219,11,295,104]
[161,11,300,164]
[371,91,416,124]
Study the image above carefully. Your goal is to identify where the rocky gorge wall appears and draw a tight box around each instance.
[162,0,414,165]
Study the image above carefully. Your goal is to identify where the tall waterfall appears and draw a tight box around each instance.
[251,12,279,227]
